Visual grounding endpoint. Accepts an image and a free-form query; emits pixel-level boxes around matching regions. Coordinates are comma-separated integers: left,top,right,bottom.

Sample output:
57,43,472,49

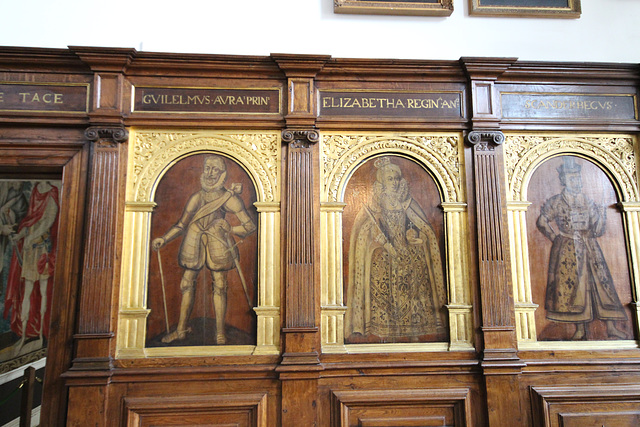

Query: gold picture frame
504,133,640,351
117,129,282,359
469,0,581,18
334,0,453,17
320,132,474,354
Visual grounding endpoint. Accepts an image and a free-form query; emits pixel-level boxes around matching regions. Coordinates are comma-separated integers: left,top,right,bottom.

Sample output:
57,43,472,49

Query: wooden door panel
531,385,640,427
331,388,471,427
124,393,268,427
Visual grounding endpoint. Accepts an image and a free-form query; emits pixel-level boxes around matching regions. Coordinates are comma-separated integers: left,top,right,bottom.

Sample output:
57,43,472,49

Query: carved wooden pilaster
467,131,519,357
273,55,328,363
281,129,321,355
69,47,133,373
279,129,322,427
273,55,328,427
72,125,128,372
468,130,523,427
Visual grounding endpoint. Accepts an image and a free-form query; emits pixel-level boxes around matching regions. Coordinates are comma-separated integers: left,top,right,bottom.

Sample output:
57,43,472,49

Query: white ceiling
2,0,638,63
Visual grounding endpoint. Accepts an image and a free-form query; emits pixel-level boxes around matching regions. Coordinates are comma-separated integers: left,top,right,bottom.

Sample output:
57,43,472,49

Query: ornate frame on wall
469,0,581,18
504,133,640,350
334,0,453,17
320,132,473,353
117,130,281,358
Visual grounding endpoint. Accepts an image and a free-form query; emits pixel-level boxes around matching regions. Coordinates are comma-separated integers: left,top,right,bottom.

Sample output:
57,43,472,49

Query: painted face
203,157,225,185
381,169,401,193
563,172,582,194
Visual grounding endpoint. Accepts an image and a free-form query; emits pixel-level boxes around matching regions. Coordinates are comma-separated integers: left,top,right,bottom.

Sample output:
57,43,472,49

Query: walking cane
157,249,170,334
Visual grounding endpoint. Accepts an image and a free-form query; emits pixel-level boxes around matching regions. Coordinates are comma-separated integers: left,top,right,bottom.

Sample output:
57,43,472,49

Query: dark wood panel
0,47,639,427
124,393,268,427
531,385,640,427
331,388,471,427
0,132,89,427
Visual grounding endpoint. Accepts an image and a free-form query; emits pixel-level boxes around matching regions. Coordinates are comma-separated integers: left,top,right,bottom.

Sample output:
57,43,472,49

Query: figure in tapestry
536,156,627,340
345,156,447,342
2,181,60,360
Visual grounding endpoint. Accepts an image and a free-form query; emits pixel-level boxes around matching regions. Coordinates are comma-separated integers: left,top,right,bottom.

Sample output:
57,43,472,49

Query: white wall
2,0,639,63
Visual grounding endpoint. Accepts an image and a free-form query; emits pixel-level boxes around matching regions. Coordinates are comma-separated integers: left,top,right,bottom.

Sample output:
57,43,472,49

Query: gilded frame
320,132,473,354
504,133,640,350
334,0,453,17
469,0,581,18
116,129,281,358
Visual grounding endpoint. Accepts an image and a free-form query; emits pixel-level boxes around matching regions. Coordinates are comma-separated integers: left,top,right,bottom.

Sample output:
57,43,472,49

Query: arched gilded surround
117,130,281,358
320,133,472,353
504,133,640,349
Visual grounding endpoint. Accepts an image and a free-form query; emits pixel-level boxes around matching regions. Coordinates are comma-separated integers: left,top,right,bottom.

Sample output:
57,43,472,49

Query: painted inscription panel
147,154,258,347
501,93,637,121
0,83,89,113
319,90,463,119
133,87,281,114
527,156,633,341
343,155,448,344
1,180,61,372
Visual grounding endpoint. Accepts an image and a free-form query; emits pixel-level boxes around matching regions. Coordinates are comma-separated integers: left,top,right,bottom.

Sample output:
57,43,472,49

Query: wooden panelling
0,47,639,427
0,127,89,427
331,388,472,427
531,385,640,427
123,393,268,427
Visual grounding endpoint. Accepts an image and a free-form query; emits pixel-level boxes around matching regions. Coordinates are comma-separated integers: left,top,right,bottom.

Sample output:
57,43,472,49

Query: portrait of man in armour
148,154,258,347
533,156,630,341
344,156,447,344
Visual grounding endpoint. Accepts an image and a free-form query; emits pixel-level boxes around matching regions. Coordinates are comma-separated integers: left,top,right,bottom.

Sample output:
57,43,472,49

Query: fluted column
620,202,640,332
117,201,154,358
253,201,282,355
69,49,135,367
468,130,519,358
467,130,524,427
441,202,474,350
72,126,128,370
64,47,134,427
277,129,321,427
281,129,320,358
273,54,329,427
321,202,348,351
507,201,538,342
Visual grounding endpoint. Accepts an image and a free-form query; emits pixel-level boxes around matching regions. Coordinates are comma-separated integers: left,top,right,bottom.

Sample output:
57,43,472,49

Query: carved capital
282,129,320,148
85,126,128,144
467,130,504,149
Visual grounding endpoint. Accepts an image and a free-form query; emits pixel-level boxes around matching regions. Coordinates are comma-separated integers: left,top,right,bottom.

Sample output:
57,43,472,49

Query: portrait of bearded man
536,156,628,340
345,156,447,343
151,154,256,346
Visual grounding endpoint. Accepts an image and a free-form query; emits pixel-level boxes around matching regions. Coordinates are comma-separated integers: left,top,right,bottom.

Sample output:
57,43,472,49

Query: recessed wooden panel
0,82,89,113
531,385,640,427
331,388,471,427
124,393,267,427
318,90,463,119
501,93,637,121
560,412,640,427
